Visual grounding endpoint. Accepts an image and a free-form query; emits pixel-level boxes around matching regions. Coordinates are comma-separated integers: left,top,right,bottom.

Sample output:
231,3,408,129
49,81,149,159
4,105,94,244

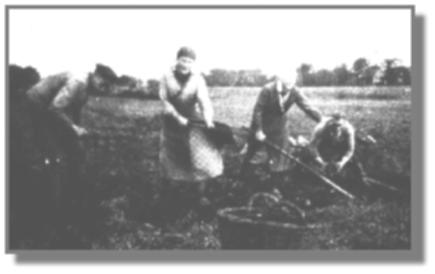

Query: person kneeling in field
311,114,370,193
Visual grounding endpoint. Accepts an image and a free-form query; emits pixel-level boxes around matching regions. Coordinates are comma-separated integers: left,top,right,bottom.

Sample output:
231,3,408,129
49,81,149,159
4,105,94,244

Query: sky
9,8,411,80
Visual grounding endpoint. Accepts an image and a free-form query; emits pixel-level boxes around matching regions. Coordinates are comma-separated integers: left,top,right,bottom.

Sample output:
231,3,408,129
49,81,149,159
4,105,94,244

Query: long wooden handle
264,140,355,200
365,177,400,192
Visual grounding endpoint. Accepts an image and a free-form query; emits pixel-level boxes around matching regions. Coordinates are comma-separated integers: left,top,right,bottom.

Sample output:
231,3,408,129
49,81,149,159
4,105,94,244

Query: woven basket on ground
217,206,309,249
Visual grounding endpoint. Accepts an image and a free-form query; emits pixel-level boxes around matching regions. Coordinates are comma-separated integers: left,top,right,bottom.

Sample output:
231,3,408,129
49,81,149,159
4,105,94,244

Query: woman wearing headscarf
159,47,223,207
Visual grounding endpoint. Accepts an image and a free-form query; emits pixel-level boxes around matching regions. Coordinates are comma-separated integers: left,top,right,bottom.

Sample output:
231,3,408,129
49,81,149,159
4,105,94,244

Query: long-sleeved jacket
247,80,322,172
250,81,321,134
26,72,88,127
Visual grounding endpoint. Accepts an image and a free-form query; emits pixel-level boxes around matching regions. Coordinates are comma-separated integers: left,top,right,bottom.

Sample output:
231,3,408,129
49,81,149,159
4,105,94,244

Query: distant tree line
297,58,411,87
9,57,410,101
204,58,410,87
204,69,269,87
90,64,155,99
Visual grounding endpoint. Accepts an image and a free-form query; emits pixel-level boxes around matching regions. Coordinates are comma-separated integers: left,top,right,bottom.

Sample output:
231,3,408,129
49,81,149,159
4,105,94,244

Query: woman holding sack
158,47,224,210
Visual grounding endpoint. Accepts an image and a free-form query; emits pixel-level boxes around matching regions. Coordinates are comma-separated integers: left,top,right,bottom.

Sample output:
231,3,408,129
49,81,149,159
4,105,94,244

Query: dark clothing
250,82,321,134
242,81,321,173
26,72,88,129
329,157,370,196
317,130,352,163
24,73,89,209
21,99,85,216
28,101,84,163
173,70,192,85
25,72,88,146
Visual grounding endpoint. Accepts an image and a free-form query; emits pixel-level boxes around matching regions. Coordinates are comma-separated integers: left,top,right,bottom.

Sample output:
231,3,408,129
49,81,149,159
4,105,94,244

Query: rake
189,119,356,200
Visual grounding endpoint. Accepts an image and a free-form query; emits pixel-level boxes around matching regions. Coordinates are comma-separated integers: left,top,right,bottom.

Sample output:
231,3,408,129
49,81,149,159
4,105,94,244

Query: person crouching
311,114,369,194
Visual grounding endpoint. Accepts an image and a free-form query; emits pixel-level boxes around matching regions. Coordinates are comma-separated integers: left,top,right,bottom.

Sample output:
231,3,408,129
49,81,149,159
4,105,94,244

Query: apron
159,70,223,181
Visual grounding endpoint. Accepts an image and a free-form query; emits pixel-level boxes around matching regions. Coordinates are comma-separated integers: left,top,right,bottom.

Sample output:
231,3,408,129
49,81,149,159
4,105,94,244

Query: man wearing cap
25,71,98,211
240,71,323,190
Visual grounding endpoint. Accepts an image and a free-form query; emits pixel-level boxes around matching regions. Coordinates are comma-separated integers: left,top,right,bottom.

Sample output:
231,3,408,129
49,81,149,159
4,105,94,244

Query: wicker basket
217,206,308,249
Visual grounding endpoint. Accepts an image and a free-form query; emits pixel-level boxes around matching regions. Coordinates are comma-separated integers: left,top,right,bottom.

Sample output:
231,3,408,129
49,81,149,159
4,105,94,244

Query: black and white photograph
6,6,413,252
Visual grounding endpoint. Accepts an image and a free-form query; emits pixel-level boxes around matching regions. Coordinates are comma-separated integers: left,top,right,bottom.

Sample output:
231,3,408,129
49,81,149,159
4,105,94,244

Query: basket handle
279,200,307,220
248,192,281,208
248,193,307,220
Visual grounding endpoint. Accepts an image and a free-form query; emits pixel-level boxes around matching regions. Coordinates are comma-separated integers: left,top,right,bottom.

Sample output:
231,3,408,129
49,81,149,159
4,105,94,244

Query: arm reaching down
159,76,188,126
293,88,322,123
337,120,355,170
252,88,269,140
49,79,87,136
311,118,328,167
